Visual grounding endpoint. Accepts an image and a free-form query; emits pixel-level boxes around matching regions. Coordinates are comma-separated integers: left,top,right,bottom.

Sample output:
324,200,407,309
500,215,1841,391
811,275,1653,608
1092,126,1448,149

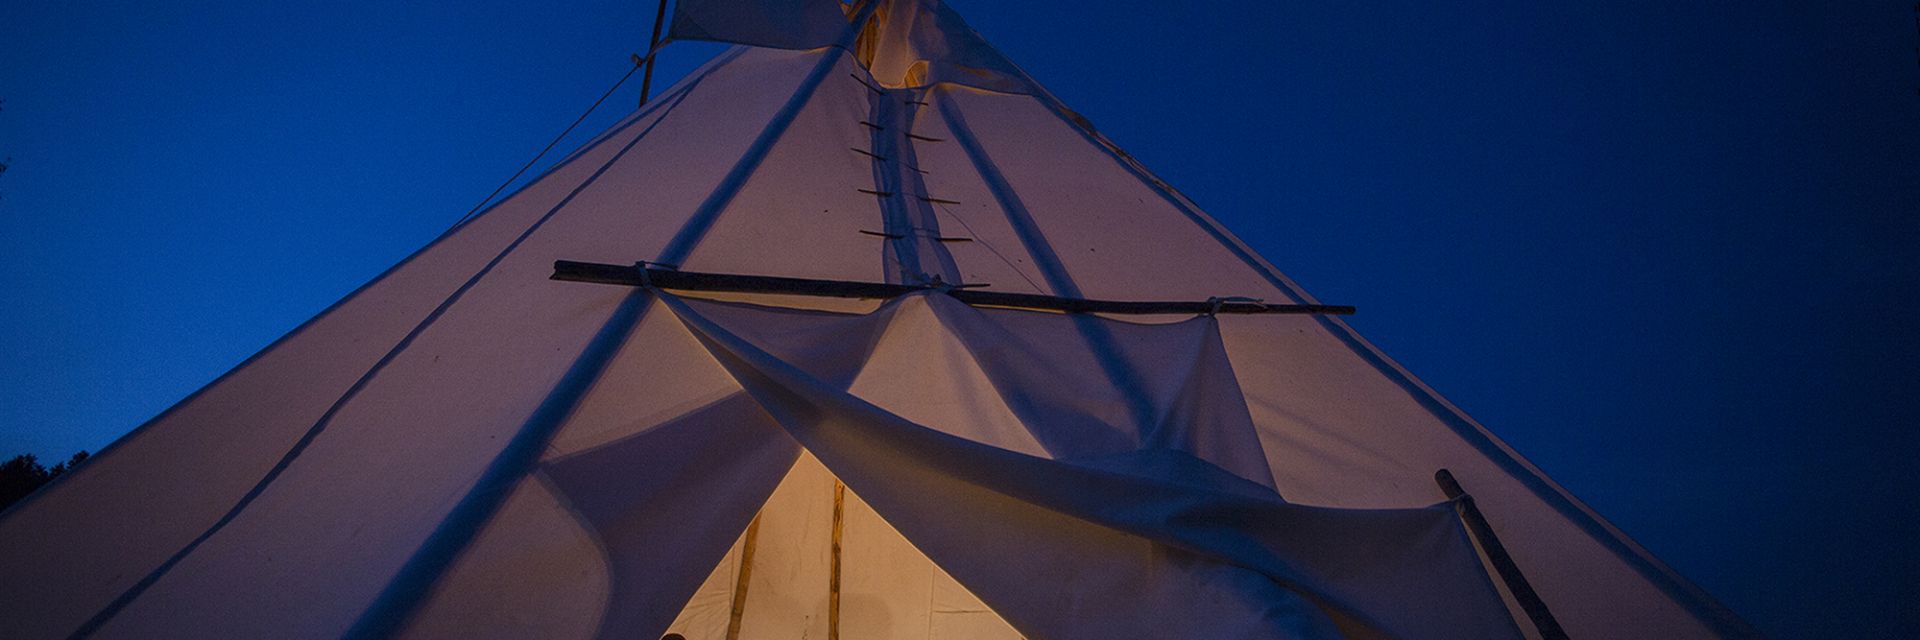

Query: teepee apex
671,0,1034,93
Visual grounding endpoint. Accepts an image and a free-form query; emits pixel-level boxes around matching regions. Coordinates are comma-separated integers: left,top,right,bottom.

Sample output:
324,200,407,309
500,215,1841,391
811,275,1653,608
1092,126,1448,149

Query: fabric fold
539,395,799,640
659,292,1521,640
922,293,1278,488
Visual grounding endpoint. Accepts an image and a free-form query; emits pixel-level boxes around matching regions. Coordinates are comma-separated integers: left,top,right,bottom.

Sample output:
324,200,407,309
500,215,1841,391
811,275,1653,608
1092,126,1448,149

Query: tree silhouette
0,451,89,512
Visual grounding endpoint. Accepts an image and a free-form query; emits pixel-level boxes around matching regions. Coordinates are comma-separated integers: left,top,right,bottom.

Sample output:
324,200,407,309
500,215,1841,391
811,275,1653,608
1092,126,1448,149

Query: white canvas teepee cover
0,1,1758,638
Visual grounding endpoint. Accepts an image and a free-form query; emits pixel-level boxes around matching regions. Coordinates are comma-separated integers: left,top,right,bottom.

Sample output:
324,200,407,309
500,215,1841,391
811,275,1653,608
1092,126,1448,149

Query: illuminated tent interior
0,1,1759,638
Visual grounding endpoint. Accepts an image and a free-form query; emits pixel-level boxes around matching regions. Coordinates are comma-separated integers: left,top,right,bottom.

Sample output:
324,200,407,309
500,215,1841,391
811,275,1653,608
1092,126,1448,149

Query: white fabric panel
675,54,894,283
927,295,1276,487
395,478,609,640
544,302,740,458
927,87,1287,304
667,295,898,385
839,488,937,639
928,573,1023,640
662,293,1521,639
737,453,836,640
88,270,630,639
501,47,842,273
841,489,1026,640
845,296,1047,457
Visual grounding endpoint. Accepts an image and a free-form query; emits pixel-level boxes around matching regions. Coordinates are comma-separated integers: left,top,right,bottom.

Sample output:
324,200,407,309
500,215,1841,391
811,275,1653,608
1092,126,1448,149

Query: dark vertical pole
829,480,846,640
725,514,762,640
1436,469,1570,640
639,0,670,107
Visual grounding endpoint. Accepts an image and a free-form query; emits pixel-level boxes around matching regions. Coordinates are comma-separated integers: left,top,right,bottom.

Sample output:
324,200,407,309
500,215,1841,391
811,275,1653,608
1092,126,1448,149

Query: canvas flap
656,291,1522,640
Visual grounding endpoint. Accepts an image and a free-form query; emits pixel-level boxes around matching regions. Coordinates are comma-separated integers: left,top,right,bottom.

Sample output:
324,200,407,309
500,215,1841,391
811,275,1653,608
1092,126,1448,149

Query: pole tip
1434,468,1466,499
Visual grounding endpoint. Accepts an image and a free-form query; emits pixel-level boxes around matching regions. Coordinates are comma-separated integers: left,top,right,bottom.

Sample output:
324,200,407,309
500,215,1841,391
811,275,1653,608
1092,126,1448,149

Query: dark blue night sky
2,1,1914,637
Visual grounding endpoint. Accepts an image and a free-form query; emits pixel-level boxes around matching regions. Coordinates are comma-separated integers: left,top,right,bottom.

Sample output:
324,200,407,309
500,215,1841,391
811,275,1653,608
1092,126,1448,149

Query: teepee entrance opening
664,453,1024,640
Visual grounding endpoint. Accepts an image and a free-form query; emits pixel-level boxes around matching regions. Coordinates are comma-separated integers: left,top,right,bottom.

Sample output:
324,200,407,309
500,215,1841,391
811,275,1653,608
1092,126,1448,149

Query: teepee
0,1,1757,638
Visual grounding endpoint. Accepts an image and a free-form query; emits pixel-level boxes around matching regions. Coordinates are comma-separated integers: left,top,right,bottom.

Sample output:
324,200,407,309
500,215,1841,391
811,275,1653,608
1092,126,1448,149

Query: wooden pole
723,514,763,640
639,0,670,107
1435,469,1569,640
551,260,1357,316
828,481,846,640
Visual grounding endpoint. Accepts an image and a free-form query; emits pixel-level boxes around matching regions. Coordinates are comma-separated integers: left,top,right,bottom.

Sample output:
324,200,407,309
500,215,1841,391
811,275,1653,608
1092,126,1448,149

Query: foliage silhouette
0,451,90,512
